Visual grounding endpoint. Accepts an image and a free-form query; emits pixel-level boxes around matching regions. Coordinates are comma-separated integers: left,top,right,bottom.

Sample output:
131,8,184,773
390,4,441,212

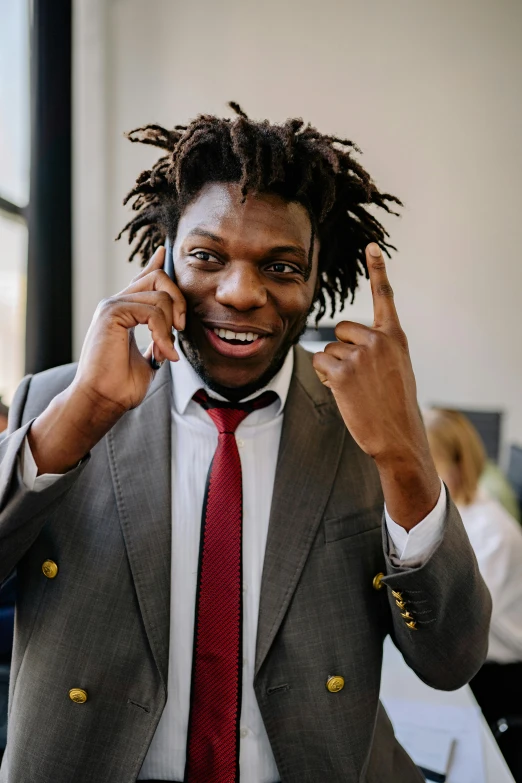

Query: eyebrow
266,245,308,262
186,230,307,261
185,228,225,244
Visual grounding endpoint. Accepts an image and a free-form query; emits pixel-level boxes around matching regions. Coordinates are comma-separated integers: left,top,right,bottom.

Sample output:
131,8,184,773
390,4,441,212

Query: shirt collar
170,340,294,417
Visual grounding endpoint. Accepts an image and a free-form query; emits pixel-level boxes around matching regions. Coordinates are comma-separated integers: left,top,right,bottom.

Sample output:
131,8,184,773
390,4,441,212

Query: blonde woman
424,408,522,765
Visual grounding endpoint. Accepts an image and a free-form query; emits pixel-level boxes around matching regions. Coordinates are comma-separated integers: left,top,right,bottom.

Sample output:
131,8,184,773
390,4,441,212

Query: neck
204,375,279,403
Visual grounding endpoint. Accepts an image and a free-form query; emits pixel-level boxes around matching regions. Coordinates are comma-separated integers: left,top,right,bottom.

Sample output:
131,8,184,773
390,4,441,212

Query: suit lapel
106,362,172,688
255,346,346,675
104,350,346,683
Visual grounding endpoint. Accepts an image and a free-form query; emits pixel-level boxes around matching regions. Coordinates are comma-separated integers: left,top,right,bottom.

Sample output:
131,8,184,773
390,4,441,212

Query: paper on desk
382,699,485,783
392,722,455,780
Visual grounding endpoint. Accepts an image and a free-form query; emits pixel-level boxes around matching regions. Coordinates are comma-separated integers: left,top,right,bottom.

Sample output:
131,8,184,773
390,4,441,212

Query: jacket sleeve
0,373,89,584
381,490,492,690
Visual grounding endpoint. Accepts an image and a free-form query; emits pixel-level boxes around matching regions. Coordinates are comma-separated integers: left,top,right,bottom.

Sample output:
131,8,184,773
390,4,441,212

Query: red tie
185,389,278,783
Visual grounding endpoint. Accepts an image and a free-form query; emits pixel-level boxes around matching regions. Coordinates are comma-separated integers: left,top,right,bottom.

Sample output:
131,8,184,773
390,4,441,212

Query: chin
203,359,272,390
181,334,288,400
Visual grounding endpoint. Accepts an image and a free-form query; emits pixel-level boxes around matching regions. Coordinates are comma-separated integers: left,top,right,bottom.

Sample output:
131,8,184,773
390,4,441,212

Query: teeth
213,328,261,343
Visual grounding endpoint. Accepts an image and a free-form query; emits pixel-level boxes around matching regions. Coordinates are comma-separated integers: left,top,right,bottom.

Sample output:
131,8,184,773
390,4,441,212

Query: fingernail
368,243,381,257
148,246,162,263
179,312,186,331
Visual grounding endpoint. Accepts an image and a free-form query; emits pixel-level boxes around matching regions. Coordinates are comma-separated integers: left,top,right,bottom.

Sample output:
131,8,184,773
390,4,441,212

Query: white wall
74,0,522,452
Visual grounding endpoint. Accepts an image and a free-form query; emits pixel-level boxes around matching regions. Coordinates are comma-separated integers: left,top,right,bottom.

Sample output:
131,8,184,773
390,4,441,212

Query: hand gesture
313,243,440,527
29,247,186,475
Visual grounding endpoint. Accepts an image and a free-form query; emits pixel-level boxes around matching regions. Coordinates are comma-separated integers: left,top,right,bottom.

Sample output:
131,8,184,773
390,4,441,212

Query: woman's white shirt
458,491,522,663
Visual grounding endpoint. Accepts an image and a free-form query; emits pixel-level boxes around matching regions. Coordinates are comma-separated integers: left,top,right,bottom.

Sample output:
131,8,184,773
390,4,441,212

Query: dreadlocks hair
117,102,402,322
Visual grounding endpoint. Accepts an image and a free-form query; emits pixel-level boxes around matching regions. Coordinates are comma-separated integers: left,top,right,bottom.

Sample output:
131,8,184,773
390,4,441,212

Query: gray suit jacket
0,346,491,783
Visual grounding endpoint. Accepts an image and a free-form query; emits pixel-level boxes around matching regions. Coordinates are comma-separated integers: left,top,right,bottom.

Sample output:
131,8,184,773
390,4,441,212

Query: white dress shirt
458,490,522,664
21,346,446,782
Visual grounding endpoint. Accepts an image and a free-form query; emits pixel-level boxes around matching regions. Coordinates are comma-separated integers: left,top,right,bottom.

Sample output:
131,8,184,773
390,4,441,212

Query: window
0,0,30,406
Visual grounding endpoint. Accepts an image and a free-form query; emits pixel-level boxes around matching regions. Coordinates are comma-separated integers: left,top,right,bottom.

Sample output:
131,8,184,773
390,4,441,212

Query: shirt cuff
385,479,446,565
20,436,65,492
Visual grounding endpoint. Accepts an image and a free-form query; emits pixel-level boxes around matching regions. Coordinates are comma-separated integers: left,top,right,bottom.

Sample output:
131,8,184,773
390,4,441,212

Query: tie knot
193,389,278,435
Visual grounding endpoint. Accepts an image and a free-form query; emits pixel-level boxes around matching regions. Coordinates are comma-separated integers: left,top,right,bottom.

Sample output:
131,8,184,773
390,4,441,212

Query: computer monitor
429,407,502,464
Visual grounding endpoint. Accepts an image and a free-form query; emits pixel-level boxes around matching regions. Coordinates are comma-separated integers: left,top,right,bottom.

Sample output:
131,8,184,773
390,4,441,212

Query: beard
178,309,311,401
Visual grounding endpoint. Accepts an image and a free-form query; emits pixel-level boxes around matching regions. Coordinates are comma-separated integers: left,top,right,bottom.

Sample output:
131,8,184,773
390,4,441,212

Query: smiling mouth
203,326,268,358
212,327,260,345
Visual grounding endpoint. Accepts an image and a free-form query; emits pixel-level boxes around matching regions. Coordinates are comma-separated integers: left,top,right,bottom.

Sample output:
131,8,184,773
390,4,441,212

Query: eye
191,250,217,262
267,262,300,275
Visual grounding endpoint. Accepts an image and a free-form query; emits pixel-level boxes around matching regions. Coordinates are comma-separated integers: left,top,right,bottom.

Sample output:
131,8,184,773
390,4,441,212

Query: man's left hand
312,242,440,530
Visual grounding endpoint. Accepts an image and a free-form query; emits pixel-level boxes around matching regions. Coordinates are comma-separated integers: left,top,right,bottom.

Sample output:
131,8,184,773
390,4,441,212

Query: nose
215,264,267,311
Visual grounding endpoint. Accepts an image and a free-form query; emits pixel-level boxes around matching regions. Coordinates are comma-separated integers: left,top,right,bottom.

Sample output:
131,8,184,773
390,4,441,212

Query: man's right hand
28,247,186,476
75,246,184,411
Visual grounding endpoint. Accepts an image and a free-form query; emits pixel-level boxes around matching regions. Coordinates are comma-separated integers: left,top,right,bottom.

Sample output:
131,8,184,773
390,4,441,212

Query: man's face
173,182,319,396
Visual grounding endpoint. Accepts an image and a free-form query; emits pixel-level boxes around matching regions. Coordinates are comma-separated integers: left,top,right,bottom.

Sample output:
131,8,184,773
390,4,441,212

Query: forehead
176,182,313,251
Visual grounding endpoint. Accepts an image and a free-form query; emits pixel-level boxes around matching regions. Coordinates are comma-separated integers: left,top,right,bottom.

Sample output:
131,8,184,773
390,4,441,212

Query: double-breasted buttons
326,676,345,693
395,594,418,629
376,582,420,630
42,560,58,579
372,572,384,591
69,688,88,704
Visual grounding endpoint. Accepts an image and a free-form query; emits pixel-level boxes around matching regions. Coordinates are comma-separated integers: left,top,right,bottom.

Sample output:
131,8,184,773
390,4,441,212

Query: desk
380,638,514,783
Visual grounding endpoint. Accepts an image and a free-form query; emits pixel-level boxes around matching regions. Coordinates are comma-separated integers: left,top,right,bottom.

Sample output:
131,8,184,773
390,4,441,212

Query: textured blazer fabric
0,347,492,783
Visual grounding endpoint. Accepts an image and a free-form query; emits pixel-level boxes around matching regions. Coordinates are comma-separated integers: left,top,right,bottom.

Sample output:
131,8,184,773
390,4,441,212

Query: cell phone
164,237,175,282
163,237,182,342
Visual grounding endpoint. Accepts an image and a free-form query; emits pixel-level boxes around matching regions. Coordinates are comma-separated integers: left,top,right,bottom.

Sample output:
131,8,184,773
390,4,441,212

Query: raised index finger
366,243,400,329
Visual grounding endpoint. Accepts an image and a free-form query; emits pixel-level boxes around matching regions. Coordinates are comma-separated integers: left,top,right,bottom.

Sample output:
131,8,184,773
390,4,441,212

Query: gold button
391,590,403,600
42,560,58,579
69,688,88,704
401,611,414,620
406,620,418,630
326,676,345,693
395,600,406,610
372,572,384,591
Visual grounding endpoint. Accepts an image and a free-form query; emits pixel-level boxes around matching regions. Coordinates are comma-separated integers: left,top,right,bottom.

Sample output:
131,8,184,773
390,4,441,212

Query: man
0,104,490,783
